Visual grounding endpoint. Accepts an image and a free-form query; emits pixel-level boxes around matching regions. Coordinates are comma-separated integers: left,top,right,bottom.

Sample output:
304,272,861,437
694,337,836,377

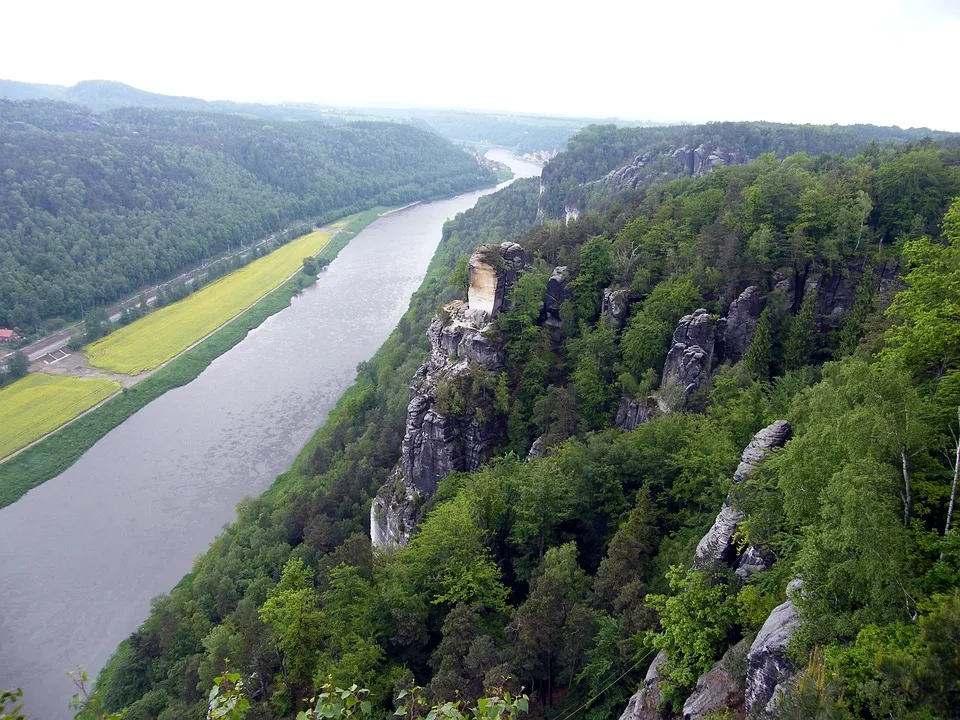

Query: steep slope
90,130,960,720
0,100,495,328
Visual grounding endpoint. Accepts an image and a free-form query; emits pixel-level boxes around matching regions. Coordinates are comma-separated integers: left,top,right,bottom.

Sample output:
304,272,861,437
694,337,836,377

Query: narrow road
3,227,304,364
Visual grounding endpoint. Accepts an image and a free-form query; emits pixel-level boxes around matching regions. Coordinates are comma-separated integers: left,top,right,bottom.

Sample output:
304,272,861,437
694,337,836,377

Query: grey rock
602,286,631,329
527,435,548,459
722,287,765,364
615,395,658,431
745,581,803,716
692,501,745,571
370,469,419,548
373,245,522,547
735,546,776,580
662,309,715,397
693,421,791,571
545,266,571,315
620,649,668,720
682,639,748,719
733,420,792,484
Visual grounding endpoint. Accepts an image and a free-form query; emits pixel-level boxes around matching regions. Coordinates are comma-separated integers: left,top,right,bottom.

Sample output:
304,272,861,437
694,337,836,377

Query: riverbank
0,206,396,507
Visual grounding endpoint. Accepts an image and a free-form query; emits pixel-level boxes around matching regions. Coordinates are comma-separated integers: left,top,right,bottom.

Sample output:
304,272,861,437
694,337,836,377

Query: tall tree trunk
945,408,960,535
901,450,912,526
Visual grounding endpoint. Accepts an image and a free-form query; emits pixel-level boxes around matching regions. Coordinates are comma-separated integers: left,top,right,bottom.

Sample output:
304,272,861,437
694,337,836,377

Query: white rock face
468,258,500,315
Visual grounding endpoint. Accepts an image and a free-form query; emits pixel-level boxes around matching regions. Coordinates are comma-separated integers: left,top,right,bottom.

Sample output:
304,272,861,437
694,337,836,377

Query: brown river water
0,150,541,719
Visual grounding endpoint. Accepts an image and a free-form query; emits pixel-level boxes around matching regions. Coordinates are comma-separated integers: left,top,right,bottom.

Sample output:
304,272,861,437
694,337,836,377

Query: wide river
0,150,541,719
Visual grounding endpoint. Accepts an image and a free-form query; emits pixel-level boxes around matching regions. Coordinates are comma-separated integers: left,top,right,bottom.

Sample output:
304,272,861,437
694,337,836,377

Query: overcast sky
2,0,958,130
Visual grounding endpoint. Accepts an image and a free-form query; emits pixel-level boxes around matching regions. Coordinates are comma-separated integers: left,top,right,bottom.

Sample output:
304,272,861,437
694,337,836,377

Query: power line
552,648,656,720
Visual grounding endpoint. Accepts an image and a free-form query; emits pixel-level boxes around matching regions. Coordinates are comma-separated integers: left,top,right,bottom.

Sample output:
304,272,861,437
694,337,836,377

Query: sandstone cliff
371,243,524,548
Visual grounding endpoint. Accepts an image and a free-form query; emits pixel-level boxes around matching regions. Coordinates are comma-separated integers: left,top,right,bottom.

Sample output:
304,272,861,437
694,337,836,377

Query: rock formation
619,649,668,720
745,579,803,716
735,545,776,580
662,309,716,397
719,286,765,364
733,420,792,484
693,420,792,571
602,286,631,330
692,502,745,572
682,639,749,720
371,243,524,548
543,265,571,334
615,396,660,432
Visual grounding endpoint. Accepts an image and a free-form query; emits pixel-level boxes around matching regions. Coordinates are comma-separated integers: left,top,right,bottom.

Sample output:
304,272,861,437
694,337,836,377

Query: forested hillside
0,100,496,330
538,121,959,220
88,132,960,720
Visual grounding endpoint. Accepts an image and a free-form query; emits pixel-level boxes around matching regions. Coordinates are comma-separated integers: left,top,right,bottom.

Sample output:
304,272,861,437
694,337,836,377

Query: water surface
0,150,541,719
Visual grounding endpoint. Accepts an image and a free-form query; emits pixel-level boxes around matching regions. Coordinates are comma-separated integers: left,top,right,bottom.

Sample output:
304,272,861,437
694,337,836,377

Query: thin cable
551,648,656,720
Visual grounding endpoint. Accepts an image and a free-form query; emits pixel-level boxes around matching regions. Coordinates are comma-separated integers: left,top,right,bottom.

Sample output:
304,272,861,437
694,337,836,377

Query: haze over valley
1,3,959,720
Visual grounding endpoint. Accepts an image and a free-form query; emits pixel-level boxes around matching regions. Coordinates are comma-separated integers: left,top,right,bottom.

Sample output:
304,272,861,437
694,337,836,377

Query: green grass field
0,373,121,459
86,228,336,375
0,205,394,508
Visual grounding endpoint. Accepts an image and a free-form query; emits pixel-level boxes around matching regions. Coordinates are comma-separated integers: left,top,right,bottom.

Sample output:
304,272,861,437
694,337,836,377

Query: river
0,149,541,719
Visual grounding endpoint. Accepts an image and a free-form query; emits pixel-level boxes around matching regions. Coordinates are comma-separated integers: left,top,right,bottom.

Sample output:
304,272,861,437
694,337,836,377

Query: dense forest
538,121,960,220
0,100,496,330
81,123,960,720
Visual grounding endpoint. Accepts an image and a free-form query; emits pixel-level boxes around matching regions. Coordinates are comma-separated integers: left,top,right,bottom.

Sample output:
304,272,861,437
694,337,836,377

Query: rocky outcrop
602,286,631,329
526,435,548,460
619,649,668,720
615,396,660,431
606,145,750,194
692,421,792,570
371,244,523,548
468,242,525,315
662,309,716,397
692,502,745,572
719,286,764,364
544,265,571,332
733,420,792,484
735,545,776,580
682,640,749,720
746,580,803,716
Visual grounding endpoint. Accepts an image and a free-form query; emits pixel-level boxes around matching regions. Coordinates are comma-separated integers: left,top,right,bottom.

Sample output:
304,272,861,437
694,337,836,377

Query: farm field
87,228,335,375
0,373,121,459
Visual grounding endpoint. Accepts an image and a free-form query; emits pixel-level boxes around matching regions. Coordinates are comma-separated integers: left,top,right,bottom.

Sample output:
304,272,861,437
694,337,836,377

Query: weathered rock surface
682,639,748,720
735,546,776,580
746,580,803,716
615,396,658,432
620,649,668,720
693,421,792,570
467,242,526,315
370,469,419,548
692,502,745,571
606,145,749,194
544,265,571,334
372,244,522,548
602,286,631,329
721,286,765,364
662,309,715,397
526,435,548,459
733,420,792,484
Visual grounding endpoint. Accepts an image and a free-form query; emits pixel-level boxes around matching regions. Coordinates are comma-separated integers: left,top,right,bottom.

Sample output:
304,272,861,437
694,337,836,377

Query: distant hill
0,78,641,151
0,99,496,329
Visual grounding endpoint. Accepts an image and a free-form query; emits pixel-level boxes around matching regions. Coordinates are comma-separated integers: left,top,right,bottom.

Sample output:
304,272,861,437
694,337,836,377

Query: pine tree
742,308,773,380
784,292,818,370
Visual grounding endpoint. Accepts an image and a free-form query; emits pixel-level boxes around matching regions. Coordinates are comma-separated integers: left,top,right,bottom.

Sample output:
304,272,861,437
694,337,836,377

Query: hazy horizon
2,0,959,131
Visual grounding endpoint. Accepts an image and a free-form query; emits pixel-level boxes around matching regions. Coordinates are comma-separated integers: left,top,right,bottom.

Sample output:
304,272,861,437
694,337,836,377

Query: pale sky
2,0,958,130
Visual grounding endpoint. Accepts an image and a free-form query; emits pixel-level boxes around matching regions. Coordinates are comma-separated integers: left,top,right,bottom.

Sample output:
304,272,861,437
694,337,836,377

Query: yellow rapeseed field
87,228,334,375
0,373,121,459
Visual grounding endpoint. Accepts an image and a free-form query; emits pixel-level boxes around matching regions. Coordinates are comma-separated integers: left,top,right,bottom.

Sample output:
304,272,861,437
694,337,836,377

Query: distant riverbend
0,150,541,720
